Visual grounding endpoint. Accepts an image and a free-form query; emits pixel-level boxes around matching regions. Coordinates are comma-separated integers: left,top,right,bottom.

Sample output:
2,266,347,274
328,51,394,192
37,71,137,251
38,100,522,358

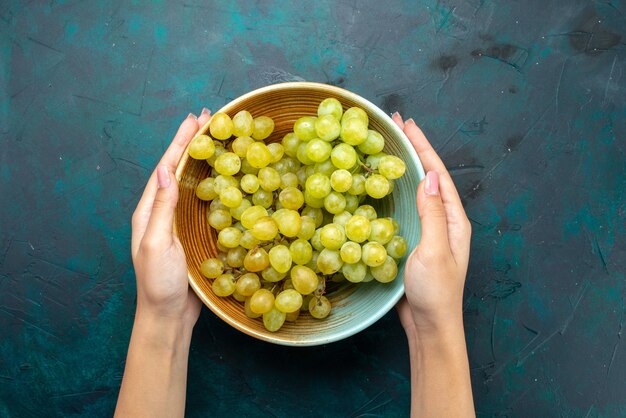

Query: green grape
342,261,367,283
354,204,377,220
365,152,386,170
271,159,289,174
280,172,299,189
212,274,235,297
306,251,321,273
317,248,344,274
315,114,341,141
371,256,398,283
219,186,242,208
285,310,300,322
243,247,270,272
357,130,385,154
305,138,332,162
344,194,359,214
261,266,287,282
301,206,323,227
263,307,286,332
290,238,313,265
320,224,346,250
345,215,371,243
290,265,319,295
200,258,224,279
232,110,254,137
226,246,247,268
240,158,259,175
216,241,230,253
294,116,317,141
330,169,353,192
296,141,315,165
208,209,232,230
209,113,234,140
361,242,387,267
233,290,247,303
340,241,362,264
310,228,323,251
252,188,274,208
295,216,315,240
244,297,262,318
283,156,300,172
213,175,238,195
267,143,284,163
233,221,245,232
390,218,400,234
217,227,242,248
247,142,272,168
378,155,406,179
323,192,347,214
258,167,281,192
251,216,278,241
317,97,343,120
240,205,268,229
305,173,331,199
274,208,301,237
347,174,366,195
387,179,394,195
236,272,261,296
303,190,325,209
206,143,225,167
189,134,216,160
333,211,352,227
275,289,303,313
196,177,218,201
365,174,390,199
386,235,408,259
314,159,336,177
282,132,300,157
368,218,394,244
239,230,260,250
331,143,357,169
309,296,331,319
301,294,313,312
250,289,275,314
278,187,304,210
229,199,252,220
268,244,292,273
252,116,275,140
231,135,254,157
296,167,308,188
240,174,260,194
340,117,368,146
342,107,368,124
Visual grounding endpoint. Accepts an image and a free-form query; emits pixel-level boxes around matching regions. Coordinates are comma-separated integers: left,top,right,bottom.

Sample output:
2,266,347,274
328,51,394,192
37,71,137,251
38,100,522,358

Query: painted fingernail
187,112,197,120
157,166,171,188
201,107,210,116
425,171,439,196
392,111,401,119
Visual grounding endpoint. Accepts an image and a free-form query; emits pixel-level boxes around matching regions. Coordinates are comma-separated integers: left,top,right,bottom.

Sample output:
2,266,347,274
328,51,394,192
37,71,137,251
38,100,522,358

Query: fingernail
392,111,401,119
406,118,416,126
425,171,439,196
157,166,171,188
187,112,197,120
201,107,210,116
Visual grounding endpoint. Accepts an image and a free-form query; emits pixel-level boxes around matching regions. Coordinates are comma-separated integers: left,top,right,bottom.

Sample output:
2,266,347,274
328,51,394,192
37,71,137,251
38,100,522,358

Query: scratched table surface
1,0,625,417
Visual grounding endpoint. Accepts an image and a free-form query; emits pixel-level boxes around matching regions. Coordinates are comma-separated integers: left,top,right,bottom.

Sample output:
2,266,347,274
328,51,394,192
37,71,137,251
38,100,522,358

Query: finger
197,107,211,127
132,113,199,255
391,111,405,130
416,171,451,259
142,166,179,249
404,119,470,260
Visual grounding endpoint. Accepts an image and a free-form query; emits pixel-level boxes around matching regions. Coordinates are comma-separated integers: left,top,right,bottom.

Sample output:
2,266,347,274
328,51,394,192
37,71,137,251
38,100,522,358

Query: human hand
392,113,472,339
130,108,212,329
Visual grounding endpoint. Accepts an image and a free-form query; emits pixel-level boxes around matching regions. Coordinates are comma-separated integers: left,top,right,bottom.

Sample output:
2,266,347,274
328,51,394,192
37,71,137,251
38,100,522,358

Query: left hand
130,108,211,328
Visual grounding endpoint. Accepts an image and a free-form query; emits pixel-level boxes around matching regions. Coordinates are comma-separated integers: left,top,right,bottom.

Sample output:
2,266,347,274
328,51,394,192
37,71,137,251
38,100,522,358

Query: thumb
143,165,179,247
416,171,451,257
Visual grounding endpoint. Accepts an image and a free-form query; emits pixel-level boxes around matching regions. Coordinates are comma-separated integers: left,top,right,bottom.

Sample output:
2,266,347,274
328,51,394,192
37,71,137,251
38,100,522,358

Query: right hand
392,113,472,338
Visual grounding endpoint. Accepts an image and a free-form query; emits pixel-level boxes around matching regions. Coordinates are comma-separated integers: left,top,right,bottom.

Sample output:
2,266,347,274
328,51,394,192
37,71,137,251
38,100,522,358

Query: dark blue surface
1,1,625,416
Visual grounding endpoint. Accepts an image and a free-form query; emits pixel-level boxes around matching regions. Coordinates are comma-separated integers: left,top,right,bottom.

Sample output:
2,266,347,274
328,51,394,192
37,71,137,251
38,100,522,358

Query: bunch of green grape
188,98,408,332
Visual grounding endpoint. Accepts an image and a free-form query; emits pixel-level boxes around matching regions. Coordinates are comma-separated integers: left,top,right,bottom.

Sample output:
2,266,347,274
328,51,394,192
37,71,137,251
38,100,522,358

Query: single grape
240,205,268,229
345,215,371,243
331,143,357,170
189,134,216,160
342,261,367,283
240,174,260,194
361,242,387,267
317,97,343,120
244,297,262,318
294,116,317,141
344,194,359,213
305,173,331,199
216,241,230,253
247,142,272,168
296,166,308,188
301,206,323,227
269,244,292,273
333,211,352,227
340,241,362,264
233,290,247,303
296,141,315,165
249,289,275,314
340,117,368,146
252,116,274,140
314,159,336,177
200,258,223,279
278,187,304,210
217,226,242,248
251,216,278,241
209,207,233,231
275,289,303,313
243,247,270,272
297,216,316,240
231,135,254,157
386,235,408,259
368,218,394,244
226,246,247,268
263,307,286,332
196,177,218,201
252,188,274,208
309,296,331,319
303,190,325,209
290,238,314,265
285,310,300,322
365,152,386,170
330,169,353,193
233,221,246,232
212,274,236,297
267,143,284,163
378,155,406,179
342,107,368,124
390,218,400,234
290,265,319,295
234,273,260,297
219,186,243,208
280,172,299,189
240,158,259,175
354,204,377,220
371,256,398,283
320,224,346,250
239,230,260,250
323,192,347,214
210,113,234,140
357,130,385,155
258,167,281,192
365,174,390,199
315,114,341,141
317,248,344,274
261,266,287,282
213,175,238,194
347,174,366,195
305,138,332,162
273,208,301,237
232,110,254,137
282,132,301,157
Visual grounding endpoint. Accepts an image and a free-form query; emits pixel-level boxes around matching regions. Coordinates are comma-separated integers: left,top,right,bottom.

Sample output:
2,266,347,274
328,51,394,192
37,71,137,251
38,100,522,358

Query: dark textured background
1,0,625,417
